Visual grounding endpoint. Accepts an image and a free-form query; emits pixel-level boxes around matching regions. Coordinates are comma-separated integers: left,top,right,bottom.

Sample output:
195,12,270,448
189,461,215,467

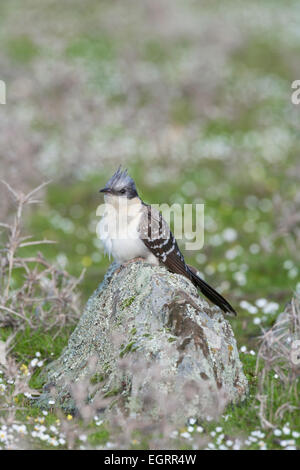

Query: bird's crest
104,166,137,192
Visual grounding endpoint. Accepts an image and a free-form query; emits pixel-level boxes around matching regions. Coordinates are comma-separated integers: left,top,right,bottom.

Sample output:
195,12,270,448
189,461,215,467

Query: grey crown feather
104,166,137,192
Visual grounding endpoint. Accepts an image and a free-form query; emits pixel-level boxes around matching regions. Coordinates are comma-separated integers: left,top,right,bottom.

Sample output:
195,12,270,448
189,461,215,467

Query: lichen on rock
37,261,248,422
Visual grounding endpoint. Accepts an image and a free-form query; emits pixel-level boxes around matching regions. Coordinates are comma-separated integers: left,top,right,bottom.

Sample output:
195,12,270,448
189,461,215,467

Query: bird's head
99,167,139,200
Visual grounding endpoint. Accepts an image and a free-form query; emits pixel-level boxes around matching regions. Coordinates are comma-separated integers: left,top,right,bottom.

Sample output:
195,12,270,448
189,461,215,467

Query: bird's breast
98,204,149,263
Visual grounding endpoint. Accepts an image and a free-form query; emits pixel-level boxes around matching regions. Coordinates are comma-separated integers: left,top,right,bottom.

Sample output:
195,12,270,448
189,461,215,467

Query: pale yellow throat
99,195,158,265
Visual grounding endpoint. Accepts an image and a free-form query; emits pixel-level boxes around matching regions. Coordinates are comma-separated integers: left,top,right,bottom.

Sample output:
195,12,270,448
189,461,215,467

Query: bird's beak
99,187,112,194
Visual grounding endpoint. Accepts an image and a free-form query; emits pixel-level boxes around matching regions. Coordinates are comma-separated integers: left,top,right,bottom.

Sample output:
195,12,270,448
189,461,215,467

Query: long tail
187,264,237,316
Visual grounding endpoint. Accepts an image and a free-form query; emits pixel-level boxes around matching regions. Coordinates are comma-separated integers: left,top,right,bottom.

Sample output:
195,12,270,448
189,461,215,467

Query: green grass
66,34,116,62
88,427,110,446
0,326,73,364
6,35,40,63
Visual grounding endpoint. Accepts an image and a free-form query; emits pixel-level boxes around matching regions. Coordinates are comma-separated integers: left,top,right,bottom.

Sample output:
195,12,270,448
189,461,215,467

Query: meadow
0,0,299,449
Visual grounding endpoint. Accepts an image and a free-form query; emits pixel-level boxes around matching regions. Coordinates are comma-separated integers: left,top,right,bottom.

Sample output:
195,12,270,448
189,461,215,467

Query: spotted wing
138,204,189,277
138,204,237,315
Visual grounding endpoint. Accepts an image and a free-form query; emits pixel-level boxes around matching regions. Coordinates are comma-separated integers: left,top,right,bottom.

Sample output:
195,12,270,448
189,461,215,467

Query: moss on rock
37,261,248,421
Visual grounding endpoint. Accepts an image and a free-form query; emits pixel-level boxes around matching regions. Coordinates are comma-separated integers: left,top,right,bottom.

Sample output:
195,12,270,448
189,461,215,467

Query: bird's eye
120,189,126,194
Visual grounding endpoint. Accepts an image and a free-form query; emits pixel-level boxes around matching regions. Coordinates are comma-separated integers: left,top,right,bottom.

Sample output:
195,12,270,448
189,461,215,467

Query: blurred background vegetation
1,0,300,338
0,0,300,449
1,0,300,344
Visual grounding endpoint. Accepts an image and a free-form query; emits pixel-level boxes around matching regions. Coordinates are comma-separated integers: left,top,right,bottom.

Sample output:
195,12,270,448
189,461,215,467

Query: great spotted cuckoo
99,167,236,315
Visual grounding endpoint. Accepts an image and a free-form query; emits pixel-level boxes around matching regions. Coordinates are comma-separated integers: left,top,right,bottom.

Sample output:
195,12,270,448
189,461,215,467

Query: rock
37,261,248,422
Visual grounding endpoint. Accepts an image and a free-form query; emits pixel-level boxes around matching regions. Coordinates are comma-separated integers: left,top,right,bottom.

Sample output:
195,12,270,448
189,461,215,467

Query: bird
98,167,236,316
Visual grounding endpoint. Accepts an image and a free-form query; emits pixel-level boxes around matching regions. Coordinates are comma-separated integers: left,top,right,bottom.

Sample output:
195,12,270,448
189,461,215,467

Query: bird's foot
123,257,145,267
114,257,145,275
